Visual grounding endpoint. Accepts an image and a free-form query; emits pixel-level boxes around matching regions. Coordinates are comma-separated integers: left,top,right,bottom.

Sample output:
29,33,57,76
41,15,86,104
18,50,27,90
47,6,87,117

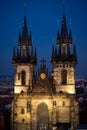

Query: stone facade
11,11,79,130
11,93,79,130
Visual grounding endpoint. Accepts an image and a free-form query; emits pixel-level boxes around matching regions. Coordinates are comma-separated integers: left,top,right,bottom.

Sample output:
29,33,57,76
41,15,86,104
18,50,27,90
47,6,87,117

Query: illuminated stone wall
11,61,79,130
53,64,75,94
14,65,33,93
11,93,79,130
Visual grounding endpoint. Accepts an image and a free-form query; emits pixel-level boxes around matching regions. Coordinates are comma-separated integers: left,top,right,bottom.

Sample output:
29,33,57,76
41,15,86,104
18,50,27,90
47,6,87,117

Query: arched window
61,70,67,84
21,70,26,85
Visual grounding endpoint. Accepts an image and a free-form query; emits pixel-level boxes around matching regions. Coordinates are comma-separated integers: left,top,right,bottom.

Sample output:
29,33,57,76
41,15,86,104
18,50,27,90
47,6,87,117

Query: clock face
40,73,46,79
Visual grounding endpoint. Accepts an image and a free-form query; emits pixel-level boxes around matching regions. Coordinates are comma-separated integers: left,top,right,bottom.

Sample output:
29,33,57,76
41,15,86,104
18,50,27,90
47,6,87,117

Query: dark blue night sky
0,0,87,79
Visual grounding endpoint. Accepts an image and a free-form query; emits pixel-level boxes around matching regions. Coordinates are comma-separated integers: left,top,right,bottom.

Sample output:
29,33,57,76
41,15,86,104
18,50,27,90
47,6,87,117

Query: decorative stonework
11,11,79,130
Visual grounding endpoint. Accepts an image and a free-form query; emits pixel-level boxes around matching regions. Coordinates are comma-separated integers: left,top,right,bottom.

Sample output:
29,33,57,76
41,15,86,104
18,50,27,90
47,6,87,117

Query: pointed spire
17,47,19,58
58,45,61,56
18,31,21,46
57,30,61,45
34,47,37,64
51,45,58,63
55,47,57,58
31,46,33,57
73,44,77,63
61,13,68,42
22,15,28,44
34,47,37,59
68,29,72,44
51,45,55,62
38,68,40,76
13,5,35,64
28,31,32,47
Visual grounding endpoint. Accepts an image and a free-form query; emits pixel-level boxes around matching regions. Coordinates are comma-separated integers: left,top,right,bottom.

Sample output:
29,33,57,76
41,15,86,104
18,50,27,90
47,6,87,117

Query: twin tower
11,9,79,130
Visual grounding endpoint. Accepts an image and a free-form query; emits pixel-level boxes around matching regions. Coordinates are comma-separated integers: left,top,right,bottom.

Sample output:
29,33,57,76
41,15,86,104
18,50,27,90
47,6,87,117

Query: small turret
31,47,37,65
51,12,78,65
73,44,77,64
21,15,28,44
55,47,57,58
51,45,55,62
28,31,32,47
57,30,61,45
18,31,22,46
31,46,34,57
34,47,37,64
61,13,68,43
12,46,16,61
68,29,72,45
12,15,37,66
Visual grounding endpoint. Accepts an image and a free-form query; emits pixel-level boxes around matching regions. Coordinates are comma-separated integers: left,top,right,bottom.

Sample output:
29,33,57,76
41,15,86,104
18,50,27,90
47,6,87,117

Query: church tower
51,13,77,94
51,13,79,130
12,15,37,94
11,15,37,130
11,7,79,130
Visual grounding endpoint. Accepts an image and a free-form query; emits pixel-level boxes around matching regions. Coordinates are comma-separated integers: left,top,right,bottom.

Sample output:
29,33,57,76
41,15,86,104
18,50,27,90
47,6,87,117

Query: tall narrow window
21,70,26,85
21,108,25,114
61,70,67,84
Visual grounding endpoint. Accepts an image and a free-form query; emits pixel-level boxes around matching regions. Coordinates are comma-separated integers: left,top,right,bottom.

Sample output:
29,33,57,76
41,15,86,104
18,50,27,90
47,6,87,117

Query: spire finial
62,0,65,12
24,0,27,16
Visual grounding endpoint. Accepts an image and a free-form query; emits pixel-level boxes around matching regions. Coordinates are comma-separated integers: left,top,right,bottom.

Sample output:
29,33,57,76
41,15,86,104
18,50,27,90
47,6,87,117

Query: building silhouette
11,9,79,130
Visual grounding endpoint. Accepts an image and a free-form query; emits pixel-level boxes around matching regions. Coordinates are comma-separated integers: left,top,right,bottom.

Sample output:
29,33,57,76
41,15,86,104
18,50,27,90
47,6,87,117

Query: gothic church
11,7,79,130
